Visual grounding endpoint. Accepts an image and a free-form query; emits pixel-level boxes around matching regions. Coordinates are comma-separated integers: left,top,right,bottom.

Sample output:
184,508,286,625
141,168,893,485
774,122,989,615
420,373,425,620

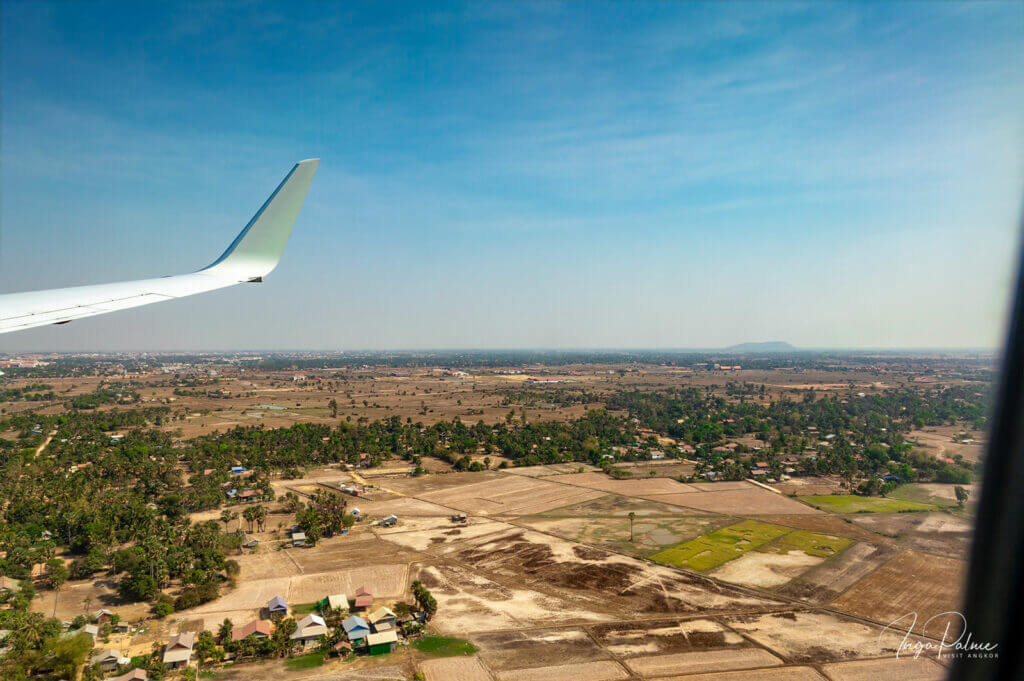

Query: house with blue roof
342,615,370,643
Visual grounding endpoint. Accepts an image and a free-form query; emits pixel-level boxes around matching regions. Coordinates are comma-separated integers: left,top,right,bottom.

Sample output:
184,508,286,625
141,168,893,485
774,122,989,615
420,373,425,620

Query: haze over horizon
1,1,1021,352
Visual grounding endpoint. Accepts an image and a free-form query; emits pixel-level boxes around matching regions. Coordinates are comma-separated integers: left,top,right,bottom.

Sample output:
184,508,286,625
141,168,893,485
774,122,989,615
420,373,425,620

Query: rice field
797,495,937,514
649,520,791,571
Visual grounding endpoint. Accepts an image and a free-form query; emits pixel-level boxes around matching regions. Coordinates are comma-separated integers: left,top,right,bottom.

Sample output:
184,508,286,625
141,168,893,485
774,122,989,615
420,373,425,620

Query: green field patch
759,530,852,558
649,519,791,571
412,635,478,658
290,601,320,615
798,495,937,514
888,484,962,508
285,652,325,670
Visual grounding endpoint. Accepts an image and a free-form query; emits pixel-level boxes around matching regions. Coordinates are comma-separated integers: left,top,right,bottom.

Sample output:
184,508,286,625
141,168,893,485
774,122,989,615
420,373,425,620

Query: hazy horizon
0,344,999,356
2,1,1022,352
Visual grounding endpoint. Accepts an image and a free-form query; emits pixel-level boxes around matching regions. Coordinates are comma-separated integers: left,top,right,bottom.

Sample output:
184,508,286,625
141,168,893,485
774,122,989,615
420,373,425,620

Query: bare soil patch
381,520,511,552
473,628,609,670
506,463,600,477
448,527,781,619
590,618,745,658
518,514,729,555
643,486,822,516
655,667,826,681
778,542,896,603
532,494,697,518
548,472,699,495
494,660,628,681
909,428,984,463
723,610,924,663
625,648,783,677
831,549,966,637
417,475,605,516
709,550,823,588
821,657,948,681
418,656,492,681
847,514,971,558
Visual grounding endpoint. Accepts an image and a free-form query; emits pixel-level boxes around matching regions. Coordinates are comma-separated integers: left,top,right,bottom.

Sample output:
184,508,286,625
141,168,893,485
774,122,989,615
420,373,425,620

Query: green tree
218,618,234,644
955,485,970,508
45,631,93,680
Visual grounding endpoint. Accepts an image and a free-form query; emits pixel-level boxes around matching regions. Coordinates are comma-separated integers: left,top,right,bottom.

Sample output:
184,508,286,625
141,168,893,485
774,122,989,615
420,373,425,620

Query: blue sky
1,1,1021,351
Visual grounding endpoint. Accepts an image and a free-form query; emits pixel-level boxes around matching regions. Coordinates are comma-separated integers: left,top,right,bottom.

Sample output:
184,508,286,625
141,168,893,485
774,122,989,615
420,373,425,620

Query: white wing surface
0,159,319,334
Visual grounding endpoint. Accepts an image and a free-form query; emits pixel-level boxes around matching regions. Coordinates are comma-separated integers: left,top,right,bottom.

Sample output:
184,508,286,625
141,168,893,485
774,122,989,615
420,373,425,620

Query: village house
163,632,195,669
267,595,288,616
321,593,349,612
353,586,373,610
290,614,329,650
232,620,273,642
366,630,398,655
367,606,397,632
109,670,148,681
91,649,130,672
94,609,114,624
291,531,308,547
342,615,370,644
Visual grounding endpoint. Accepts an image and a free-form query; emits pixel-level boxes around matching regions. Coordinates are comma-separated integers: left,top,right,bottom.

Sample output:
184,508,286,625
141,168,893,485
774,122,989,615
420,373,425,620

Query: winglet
203,159,320,281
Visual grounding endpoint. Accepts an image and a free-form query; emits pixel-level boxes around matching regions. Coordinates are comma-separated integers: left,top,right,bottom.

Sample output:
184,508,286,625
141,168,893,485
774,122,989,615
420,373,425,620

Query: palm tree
220,509,233,531
628,512,636,543
256,505,267,532
243,507,257,533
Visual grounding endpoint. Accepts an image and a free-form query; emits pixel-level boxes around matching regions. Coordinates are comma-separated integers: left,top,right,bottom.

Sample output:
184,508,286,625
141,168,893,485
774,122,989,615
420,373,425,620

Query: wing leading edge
0,159,319,335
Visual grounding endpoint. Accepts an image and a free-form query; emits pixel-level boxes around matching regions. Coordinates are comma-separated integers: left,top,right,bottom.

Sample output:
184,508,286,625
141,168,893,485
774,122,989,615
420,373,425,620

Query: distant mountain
724,341,796,353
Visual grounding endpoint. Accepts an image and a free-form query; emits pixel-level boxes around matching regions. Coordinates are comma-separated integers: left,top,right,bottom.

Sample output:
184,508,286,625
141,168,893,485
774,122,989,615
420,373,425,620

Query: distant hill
724,341,796,353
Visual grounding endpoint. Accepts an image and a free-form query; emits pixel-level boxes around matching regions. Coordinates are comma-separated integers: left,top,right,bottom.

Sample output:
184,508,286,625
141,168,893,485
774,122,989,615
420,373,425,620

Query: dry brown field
625,648,783,676
590,618,745,658
610,461,697,477
847,513,973,558
548,473,821,515
530,493,698,517
546,471,699,495
723,610,929,663
821,657,949,681
642,487,821,515
909,427,985,463
473,628,611,670
494,660,629,681
516,513,728,554
708,550,824,588
831,549,967,637
415,474,606,516
654,668,827,681
504,463,601,477
419,656,492,681
778,542,897,603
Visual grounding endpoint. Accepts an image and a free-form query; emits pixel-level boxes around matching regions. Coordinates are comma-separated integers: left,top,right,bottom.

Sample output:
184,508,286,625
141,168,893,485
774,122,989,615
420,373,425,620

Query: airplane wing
0,158,319,335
